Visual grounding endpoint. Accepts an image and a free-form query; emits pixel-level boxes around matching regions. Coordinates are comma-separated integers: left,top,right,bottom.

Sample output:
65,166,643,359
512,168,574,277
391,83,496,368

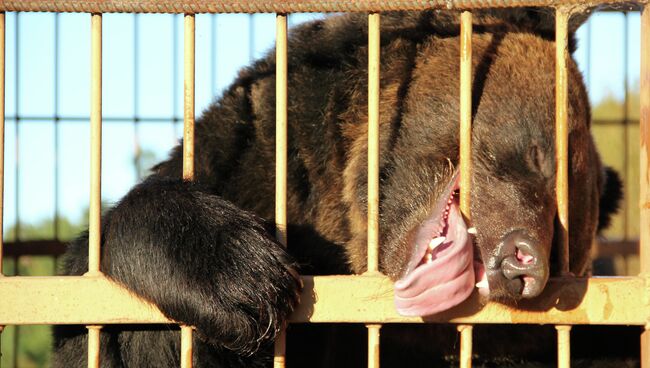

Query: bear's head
342,11,621,316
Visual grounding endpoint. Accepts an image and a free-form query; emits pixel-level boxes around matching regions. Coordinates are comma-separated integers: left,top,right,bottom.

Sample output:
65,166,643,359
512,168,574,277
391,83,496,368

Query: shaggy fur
53,9,625,367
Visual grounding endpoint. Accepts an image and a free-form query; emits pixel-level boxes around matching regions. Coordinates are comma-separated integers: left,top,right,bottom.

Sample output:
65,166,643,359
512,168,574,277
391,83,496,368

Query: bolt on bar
555,8,570,275
274,13,288,368
556,325,571,368
458,11,474,368
367,13,382,368
87,13,103,368
182,13,196,368
640,5,650,368
0,11,5,276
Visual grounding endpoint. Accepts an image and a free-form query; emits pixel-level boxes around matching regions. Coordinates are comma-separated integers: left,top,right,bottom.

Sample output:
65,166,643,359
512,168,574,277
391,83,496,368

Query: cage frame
0,1,648,367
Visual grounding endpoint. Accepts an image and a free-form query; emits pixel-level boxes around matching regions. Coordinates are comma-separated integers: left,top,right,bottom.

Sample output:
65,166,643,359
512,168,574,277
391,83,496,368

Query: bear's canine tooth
467,227,477,235
428,236,446,250
476,279,489,288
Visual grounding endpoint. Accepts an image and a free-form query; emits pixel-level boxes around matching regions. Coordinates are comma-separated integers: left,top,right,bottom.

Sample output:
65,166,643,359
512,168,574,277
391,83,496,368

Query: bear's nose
496,230,549,298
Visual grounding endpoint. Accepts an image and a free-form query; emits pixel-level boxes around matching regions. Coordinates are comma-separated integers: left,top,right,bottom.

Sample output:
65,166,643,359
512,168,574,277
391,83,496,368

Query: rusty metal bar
0,0,643,14
87,13,102,276
1,276,648,326
555,8,570,275
0,11,4,276
556,325,571,368
3,240,67,257
457,325,473,368
181,326,193,368
640,5,650,368
274,13,288,368
367,12,380,275
183,14,195,181
87,325,101,368
367,324,381,368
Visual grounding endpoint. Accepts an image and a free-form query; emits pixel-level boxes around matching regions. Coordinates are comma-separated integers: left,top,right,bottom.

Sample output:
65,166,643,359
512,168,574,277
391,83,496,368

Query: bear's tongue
394,184,478,316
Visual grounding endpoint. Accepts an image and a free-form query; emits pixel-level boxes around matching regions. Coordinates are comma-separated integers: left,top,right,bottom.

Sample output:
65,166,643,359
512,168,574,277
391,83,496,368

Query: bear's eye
526,144,551,178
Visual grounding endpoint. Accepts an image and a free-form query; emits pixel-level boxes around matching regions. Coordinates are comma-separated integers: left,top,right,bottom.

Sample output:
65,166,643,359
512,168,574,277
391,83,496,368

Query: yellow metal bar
458,325,473,368
87,325,101,368
275,13,288,251
183,14,195,181
458,14,474,368
274,13,288,368
181,13,196,366
367,324,381,368
0,275,648,325
640,6,650,368
274,329,287,368
366,12,380,274
459,11,472,218
87,13,102,276
0,12,4,275
181,326,193,368
555,9,570,275
556,325,571,368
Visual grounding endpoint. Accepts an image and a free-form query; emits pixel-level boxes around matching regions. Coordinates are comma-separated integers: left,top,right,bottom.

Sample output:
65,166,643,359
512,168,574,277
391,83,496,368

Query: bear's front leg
62,176,301,356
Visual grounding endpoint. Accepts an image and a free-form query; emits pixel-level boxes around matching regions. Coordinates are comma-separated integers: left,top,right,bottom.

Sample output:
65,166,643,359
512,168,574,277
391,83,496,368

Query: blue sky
1,11,641,239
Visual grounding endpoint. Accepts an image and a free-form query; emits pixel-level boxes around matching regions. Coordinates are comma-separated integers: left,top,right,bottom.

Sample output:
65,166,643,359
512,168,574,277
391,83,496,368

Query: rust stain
599,284,613,320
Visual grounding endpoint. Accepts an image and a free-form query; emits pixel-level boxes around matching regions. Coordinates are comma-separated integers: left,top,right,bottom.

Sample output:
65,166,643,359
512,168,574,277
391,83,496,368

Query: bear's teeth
425,253,433,263
467,227,477,235
428,236,446,251
476,278,489,288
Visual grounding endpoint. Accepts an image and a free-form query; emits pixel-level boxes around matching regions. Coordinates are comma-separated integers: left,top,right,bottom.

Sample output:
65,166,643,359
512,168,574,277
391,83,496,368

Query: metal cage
0,1,648,367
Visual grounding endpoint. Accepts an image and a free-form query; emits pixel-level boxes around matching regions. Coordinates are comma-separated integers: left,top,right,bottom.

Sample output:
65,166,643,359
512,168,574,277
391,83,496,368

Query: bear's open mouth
394,171,487,316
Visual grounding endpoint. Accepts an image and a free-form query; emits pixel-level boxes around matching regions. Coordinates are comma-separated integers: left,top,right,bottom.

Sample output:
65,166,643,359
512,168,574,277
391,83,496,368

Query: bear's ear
598,166,623,232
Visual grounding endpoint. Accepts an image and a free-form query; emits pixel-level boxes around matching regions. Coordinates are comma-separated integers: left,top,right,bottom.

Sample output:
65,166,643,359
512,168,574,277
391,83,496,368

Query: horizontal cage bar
0,275,647,325
0,0,645,14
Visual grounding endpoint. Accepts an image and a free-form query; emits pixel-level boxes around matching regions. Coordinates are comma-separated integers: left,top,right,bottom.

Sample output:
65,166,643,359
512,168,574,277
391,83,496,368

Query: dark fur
53,10,625,367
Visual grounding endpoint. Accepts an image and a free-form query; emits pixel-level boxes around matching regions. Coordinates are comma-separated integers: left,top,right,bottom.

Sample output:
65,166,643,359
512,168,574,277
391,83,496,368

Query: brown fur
54,9,628,367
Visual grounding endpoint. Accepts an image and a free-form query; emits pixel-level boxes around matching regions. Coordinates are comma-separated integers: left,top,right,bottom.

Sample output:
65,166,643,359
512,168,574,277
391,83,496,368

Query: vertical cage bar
87,326,101,368
457,325,473,368
367,12,380,274
556,325,571,368
181,13,196,367
183,14,195,181
555,9,570,275
0,12,5,275
273,13,288,368
459,11,472,217
367,13,382,368
181,326,193,368
275,13,288,247
88,13,102,275
640,6,650,368
54,13,60,240
367,324,381,368
458,13,474,368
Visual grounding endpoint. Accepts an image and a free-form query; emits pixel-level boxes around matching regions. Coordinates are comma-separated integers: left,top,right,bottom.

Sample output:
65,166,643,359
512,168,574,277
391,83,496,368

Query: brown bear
53,8,624,368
